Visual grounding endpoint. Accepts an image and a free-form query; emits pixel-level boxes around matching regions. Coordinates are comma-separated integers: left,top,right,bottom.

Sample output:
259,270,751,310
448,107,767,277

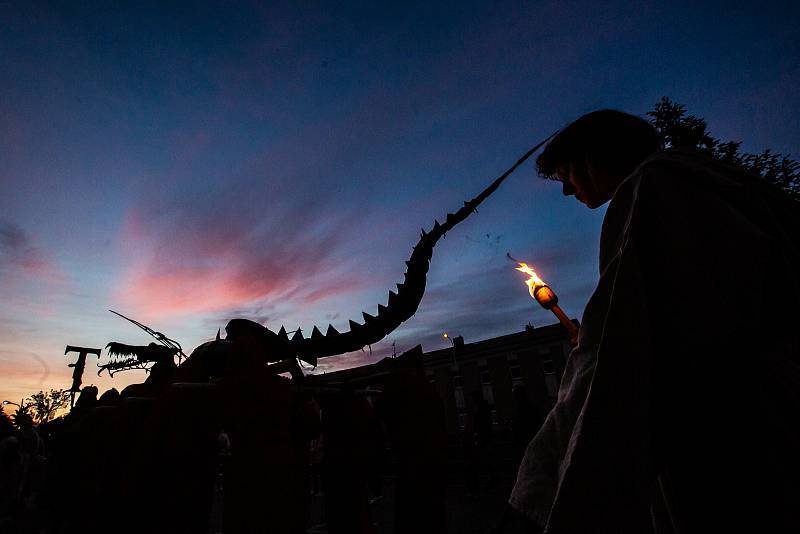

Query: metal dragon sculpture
98,133,555,376
58,135,555,534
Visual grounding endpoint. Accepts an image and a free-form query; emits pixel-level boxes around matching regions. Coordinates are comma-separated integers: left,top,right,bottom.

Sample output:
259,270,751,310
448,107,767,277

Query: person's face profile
556,162,597,208
555,161,614,209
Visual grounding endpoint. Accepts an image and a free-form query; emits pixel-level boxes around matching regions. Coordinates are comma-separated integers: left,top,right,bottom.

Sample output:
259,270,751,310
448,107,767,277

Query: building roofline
423,322,574,365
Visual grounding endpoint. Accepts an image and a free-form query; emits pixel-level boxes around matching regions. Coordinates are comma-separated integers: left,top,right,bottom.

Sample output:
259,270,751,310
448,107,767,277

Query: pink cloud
120,260,363,320
115,200,371,321
120,263,255,318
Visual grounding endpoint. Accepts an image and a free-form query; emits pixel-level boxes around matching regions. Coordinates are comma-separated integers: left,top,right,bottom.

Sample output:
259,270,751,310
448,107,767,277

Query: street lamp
2,400,20,408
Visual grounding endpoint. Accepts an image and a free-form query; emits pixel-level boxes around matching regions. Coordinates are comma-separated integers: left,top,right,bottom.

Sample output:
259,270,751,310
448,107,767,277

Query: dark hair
537,109,662,180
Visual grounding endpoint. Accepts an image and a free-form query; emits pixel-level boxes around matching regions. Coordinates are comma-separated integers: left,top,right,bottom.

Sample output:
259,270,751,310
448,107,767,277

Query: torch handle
551,305,579,346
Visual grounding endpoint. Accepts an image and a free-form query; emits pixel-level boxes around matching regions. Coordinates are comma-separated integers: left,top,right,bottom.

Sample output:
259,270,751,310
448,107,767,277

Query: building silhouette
423,323,572,436
309,321,574,439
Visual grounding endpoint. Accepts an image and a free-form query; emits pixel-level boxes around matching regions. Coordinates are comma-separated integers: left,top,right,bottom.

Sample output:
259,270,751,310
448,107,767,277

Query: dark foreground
307,442,517,534
3,439,518,534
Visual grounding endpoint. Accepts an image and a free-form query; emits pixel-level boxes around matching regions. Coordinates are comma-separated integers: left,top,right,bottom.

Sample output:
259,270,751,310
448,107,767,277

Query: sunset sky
2,1,798,404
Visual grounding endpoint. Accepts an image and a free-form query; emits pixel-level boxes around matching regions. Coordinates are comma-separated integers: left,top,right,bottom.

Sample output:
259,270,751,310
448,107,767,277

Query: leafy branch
647,97,799,201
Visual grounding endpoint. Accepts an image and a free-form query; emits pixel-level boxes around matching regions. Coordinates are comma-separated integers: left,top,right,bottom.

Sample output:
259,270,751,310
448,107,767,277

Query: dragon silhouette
98,134,554,377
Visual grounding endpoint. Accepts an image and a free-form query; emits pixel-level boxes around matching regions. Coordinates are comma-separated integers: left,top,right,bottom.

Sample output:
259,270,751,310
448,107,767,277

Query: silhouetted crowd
0,368,538,534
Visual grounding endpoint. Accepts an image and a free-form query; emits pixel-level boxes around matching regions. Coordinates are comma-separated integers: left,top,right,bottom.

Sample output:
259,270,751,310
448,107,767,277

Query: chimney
452,335,464,347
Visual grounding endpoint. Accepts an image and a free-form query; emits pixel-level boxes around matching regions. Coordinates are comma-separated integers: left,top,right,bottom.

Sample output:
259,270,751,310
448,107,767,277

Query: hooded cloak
510,148,800,533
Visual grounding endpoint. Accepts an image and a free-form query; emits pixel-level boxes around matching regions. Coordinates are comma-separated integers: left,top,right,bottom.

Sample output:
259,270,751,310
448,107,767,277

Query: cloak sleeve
508,165,643,527
543,170,658,533
507,342,598,526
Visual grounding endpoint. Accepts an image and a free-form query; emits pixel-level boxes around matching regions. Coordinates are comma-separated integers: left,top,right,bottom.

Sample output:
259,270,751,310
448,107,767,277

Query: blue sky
1,0,798,401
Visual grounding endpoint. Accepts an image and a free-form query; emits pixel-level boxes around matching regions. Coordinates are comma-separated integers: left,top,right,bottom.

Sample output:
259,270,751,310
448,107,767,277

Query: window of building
482,384,495,405
453,368,465,413
509,354,525,387
541,358,556,375
455,388,466,413
479,364,491,385
478,364,495,404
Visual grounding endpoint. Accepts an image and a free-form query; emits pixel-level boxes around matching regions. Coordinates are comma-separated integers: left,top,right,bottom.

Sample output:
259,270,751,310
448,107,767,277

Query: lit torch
514,260,579,346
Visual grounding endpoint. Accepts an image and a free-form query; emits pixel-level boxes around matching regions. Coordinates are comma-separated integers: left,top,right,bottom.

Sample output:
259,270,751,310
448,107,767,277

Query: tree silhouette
9,403,34,429
29,389,71,424
647,97,799,201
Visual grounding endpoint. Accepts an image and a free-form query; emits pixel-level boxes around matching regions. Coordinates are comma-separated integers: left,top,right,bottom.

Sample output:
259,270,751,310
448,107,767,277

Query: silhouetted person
320,394,375,534
97,387,120,406
505,110,800,533
366,410,387,504
0,411,14,442
0,415,22,531
375,356,447,534
70,385,98,417
214,332,312,534
290,392,322,533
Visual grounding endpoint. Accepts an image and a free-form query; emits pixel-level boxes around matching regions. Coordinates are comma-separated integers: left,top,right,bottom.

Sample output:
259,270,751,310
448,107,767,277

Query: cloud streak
114,140,379,321
0,220,64,285
0,347,54,396
117,208,370,319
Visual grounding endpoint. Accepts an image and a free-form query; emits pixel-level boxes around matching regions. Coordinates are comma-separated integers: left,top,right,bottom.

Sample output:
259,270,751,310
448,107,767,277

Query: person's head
537,110,661,208
74,385,98,411
0,410,14,441
98,388,120,406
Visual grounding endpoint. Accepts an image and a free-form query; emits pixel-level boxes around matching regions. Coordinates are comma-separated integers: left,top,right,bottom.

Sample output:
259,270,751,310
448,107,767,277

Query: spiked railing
277,133,557,365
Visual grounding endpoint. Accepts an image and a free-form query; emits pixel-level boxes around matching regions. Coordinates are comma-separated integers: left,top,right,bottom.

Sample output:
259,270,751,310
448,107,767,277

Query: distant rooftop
424,321,575,365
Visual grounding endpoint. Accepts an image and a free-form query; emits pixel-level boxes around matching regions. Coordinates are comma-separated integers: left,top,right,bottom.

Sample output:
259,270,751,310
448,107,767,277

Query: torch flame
515,262,546,299
512,257,577,344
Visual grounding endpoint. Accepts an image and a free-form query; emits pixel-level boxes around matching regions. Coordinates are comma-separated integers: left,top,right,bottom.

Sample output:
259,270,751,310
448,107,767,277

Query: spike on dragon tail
285,132,558,364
